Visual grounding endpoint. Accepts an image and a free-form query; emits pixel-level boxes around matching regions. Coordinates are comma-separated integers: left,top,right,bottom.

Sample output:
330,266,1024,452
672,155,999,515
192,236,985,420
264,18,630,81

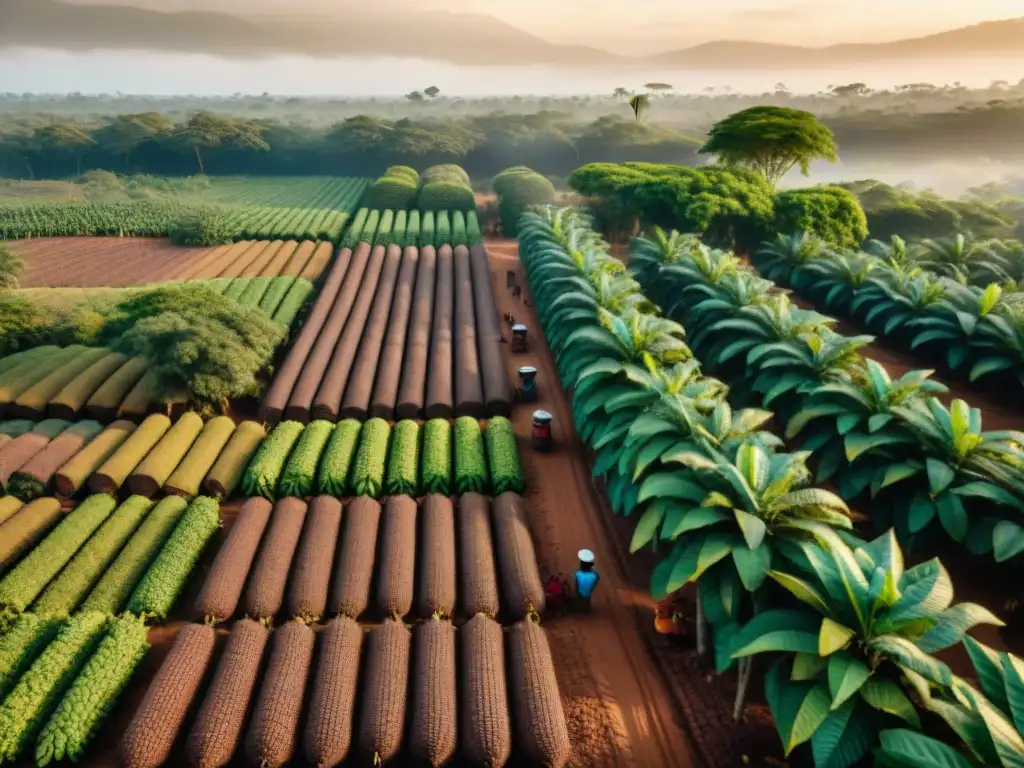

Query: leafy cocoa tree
174,112,268,174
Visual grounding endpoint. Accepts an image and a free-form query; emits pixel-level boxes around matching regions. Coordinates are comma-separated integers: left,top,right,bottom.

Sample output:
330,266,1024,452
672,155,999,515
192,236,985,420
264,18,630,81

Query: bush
169,209,233,246
773,186,868,249
418,182,475,213
0,244,25,290
102,284,284,409
0,293,40,356
419,164,476,213
368,177,418,210
422,165,470,186
492,167,555,235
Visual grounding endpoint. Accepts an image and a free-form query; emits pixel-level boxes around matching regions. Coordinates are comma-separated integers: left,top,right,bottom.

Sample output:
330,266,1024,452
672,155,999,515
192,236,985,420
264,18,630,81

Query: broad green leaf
876,729,975,768
820,617,855,656
669,507,729,538
881,462,922,489
926,458,957,495
917,603,1005,653
937,494,968,543
629,504,664,552
869,636,954,688
638,473,706,504
693,531,738,581
961,636,1010,714
907,496,937,534
860,680,922,727
732,543,771,591
811,699,874,768
769,570,834,617
993,520,1024,562
732,610,822,658
891,559,954,625
792,652,828,681
828,651,871,709
733,509,767,549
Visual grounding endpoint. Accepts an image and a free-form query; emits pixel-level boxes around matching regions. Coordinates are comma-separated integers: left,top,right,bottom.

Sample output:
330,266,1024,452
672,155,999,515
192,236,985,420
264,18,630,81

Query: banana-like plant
904,282,1006,373
883,398,1024,559
643,442,852,632
629,226,704,285
913,233,1013,287
784,359,947,494
755,231,828,286
729,526,1003,767
798,251,881,314
876,637,1024,767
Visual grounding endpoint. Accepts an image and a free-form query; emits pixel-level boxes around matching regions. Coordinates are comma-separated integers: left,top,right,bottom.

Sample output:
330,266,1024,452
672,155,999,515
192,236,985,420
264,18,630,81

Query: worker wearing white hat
574,549,599,613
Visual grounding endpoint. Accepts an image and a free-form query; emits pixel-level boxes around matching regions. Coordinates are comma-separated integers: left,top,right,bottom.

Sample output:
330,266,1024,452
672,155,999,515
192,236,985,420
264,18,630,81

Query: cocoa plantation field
0,166,712,768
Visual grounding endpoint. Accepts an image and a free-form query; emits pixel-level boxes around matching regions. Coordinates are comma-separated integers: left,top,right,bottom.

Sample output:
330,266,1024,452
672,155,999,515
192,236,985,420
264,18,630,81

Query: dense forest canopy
2,80,1024,180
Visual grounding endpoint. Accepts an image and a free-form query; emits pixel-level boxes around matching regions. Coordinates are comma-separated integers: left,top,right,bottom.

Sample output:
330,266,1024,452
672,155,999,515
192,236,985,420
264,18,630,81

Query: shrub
419,182,475,213
102,284,284,409
492,167,555,235
168,209,233,246
484,417,525,494
350,418,390,498
454,417,487,494
773,185,869,249
368,176,418,210
0,243,25,290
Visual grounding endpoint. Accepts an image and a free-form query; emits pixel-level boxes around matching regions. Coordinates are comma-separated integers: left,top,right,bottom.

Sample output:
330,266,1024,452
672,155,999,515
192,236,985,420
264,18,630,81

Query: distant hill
651,19,1024,68
4,1,1024,69
0,0,615,65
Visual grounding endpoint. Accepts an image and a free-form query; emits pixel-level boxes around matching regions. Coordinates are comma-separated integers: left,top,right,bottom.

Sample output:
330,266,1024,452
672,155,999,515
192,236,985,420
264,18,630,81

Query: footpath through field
486,240,701,768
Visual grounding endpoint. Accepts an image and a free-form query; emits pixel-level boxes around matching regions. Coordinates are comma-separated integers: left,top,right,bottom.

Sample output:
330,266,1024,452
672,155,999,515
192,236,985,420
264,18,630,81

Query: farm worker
544,574,566,610
574,549,600,613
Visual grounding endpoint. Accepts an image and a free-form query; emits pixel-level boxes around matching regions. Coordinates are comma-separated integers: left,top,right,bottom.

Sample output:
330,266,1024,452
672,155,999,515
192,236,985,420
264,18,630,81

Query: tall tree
33,122,95,175
613,87,630,100
95,112,173,170
644,82,673,93
424,86,441,98
173,112,268,174
699,106,838,188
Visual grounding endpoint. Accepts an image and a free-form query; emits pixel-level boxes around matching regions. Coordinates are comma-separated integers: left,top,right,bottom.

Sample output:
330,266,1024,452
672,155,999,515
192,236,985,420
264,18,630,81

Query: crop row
756,233,1024,400
123,613,568,768
0,496,221,764
0,494,219,623
194,491,542,626
0,200,216,239
341,207,484,250
166,238,332,282
206,176,371,211
633,231,1024,563
0,179,370,241
520,208,1023,767
0,414,264,501
242,416,524,501
260,242,511,425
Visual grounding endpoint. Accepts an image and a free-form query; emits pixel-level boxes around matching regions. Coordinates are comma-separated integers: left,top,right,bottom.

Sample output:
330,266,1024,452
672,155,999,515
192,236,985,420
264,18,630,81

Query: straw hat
577,549,595,564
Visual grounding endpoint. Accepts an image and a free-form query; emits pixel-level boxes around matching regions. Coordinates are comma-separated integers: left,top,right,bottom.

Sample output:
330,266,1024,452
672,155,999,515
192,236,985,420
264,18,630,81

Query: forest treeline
2,95,1024,180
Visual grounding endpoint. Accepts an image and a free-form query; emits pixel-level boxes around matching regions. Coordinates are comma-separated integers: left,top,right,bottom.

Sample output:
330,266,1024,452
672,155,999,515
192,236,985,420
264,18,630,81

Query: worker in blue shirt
574,549,600,613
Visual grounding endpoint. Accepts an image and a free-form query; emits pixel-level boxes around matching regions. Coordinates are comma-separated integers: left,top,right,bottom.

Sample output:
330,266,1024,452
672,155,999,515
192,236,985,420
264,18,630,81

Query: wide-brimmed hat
577,549,595,564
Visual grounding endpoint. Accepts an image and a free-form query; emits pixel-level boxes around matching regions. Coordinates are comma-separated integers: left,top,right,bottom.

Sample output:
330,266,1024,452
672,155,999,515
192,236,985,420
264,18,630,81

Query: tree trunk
695,591,707,658
733,657,753,722
194,145,205,174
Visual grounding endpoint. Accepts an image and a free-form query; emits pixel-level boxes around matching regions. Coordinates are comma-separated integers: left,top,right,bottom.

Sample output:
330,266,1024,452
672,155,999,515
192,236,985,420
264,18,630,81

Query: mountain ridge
3,1,1023,69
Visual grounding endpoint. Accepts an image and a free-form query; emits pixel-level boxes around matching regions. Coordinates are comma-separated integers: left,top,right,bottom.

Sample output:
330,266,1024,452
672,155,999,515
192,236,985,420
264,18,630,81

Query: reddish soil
488,240,718,767
13,237,217,287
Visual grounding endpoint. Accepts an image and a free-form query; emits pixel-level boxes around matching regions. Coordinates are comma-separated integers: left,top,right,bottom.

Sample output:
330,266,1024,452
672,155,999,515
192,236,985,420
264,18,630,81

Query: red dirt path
13,237,216,287
487,240,705,768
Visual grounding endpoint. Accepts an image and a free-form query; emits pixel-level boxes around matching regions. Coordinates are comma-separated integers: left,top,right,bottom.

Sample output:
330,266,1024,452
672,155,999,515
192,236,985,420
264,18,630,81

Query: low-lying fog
2,48,1022,96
